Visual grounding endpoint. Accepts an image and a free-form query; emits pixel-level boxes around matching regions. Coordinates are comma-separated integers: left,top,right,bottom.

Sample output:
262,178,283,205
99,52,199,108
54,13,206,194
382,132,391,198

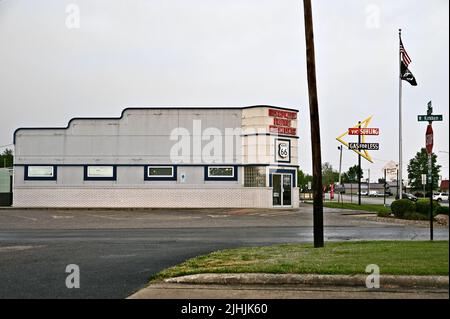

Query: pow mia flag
401,61,417,86
400,37,417,86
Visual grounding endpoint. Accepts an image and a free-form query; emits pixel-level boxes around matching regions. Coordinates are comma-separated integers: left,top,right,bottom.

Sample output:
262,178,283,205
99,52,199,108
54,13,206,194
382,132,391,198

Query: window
205,166,238,181
84,166,116,181
25,165,57,180
244,166,266,187
145,165,177,181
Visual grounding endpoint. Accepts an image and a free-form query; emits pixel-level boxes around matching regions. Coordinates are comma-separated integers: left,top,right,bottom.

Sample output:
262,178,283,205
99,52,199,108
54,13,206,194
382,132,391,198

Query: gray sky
0,0,448,182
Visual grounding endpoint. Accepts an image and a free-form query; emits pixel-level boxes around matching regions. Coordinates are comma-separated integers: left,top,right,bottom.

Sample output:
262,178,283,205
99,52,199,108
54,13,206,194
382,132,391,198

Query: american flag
400,39,412,67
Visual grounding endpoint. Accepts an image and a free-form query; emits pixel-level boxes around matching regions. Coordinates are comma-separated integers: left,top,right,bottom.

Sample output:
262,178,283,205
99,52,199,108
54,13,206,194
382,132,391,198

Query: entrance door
272,173,292,207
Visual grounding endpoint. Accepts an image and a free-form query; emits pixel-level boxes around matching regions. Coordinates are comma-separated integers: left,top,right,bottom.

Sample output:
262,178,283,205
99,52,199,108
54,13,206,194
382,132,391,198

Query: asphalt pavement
0,206,448,299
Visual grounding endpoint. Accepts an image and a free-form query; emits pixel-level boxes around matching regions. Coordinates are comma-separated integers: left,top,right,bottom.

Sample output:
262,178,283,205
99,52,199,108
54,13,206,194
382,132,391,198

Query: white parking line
52,215,74,219
14,215,38,222
86,214,128,221
0,245,45,253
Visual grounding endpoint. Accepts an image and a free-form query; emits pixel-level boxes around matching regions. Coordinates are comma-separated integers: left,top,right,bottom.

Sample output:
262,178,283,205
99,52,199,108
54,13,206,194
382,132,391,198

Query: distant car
395,193,418,202
433,192,449,202
357,191,368,196
369,190,382,197
384,190,393,196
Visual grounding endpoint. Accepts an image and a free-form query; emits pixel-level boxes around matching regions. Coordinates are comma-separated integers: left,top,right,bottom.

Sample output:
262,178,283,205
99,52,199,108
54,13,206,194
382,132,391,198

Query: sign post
426,117,434,241
356,122,363,205
418,101,444,241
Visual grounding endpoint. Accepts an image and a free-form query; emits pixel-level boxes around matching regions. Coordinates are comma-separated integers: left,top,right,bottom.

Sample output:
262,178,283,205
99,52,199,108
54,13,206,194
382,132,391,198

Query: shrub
415,199,441,217
403,212,429,221
434,206,449,216
377,211,391,218
391,199,415,218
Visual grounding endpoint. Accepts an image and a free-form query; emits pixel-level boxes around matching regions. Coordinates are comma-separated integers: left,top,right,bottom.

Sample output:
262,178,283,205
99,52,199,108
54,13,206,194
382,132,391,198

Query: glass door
282,174,292,206
272,174,282,206
272,173,292,207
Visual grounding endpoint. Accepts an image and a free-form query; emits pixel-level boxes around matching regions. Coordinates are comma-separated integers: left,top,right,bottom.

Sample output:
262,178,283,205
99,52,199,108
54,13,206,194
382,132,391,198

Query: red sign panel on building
268,109,297,136
268,109,297,120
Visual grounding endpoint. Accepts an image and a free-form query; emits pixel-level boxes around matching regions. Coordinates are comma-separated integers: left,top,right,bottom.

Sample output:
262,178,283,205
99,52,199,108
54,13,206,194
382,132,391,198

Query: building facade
13,106,300,208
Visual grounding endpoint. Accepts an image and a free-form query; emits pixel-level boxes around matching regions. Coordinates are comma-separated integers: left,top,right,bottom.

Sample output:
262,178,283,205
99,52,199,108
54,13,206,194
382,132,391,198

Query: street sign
418,115,443,122
428,155,432,182
348,143,380,150
348,128,379,135
422,174,427,185
427,101,433,115
426,124,433,155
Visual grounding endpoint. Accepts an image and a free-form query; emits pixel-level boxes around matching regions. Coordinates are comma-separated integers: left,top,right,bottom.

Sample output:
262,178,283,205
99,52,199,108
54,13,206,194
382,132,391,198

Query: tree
322,162,339,188
0,149,13,168
407,148,441,191
297,169,313,192
341,165,363,183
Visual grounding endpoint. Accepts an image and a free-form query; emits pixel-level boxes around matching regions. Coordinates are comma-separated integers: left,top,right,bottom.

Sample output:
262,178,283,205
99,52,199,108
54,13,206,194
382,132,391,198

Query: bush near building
390,199,416,219
415,199,441,216
435,206,449,216
383,199,444,220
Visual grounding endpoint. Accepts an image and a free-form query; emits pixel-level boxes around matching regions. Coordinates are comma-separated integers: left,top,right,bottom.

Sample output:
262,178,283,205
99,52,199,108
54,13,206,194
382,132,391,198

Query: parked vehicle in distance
384,190,393,196
369,190,383,197
433,192,449,202
357,191,368,196
395,193,418,202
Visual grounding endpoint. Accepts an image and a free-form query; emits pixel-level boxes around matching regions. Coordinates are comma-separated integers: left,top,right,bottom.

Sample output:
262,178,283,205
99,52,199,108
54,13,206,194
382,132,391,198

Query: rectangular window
25,165,57,180
145,165,177,181
244,166,266,187
205,166,238,181
84,166,116,181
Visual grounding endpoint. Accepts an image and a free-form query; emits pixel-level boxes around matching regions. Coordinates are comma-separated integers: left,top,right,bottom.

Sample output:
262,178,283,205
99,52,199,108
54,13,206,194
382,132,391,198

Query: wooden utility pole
303,0,324,248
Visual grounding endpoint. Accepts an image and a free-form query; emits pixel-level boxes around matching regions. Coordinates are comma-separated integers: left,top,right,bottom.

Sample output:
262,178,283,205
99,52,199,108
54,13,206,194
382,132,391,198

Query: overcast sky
0,0,448,181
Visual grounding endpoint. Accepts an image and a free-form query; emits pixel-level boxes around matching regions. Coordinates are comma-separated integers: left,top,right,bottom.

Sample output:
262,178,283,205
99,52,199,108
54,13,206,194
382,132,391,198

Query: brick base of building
13,187,299,208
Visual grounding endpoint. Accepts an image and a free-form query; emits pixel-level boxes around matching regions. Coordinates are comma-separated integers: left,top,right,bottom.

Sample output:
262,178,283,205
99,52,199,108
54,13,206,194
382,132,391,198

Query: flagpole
398,28,403,199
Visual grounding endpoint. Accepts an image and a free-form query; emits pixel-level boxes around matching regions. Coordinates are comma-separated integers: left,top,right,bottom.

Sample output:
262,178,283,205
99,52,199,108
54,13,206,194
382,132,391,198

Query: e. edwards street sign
418,115,443,122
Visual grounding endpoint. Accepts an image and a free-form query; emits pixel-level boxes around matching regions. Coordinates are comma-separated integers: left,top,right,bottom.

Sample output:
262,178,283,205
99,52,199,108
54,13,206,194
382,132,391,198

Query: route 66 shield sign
275,139,290,163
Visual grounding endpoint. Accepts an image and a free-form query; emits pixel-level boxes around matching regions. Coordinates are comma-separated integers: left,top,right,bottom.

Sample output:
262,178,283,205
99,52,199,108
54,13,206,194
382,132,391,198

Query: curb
163,273,449,289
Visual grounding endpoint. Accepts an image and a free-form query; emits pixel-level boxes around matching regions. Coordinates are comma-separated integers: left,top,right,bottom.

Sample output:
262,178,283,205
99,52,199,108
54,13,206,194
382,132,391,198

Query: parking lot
0,205,448,298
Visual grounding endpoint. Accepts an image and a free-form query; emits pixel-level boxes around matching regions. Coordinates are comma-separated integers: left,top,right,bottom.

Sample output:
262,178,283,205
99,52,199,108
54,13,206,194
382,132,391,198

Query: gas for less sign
268,109,297,136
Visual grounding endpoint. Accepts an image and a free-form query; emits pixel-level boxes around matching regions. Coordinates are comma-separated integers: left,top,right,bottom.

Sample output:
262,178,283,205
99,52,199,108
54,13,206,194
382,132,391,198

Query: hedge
391,199,415,218
415,199,441,217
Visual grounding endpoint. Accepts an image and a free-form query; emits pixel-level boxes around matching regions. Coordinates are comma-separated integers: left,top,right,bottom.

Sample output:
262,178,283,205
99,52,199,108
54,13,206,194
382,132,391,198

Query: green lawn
150,241,449,282
322,201,391,214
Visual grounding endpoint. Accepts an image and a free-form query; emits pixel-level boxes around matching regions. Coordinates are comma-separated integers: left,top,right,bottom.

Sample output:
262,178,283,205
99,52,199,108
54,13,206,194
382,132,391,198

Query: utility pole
358,121,362,205
303,0,324,248
383,169,387,206
396,165,400,198
338,146,343,204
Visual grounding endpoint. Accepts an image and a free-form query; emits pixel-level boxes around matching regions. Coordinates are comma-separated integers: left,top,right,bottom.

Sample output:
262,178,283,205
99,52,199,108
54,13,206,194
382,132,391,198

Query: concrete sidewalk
128,274,449,299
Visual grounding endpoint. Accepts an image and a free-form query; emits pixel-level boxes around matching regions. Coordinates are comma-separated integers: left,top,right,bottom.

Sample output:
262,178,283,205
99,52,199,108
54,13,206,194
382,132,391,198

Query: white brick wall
13,187,290,208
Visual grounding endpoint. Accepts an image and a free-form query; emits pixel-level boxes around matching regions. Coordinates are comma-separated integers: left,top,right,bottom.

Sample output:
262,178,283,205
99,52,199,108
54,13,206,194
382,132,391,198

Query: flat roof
13,105,299,144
